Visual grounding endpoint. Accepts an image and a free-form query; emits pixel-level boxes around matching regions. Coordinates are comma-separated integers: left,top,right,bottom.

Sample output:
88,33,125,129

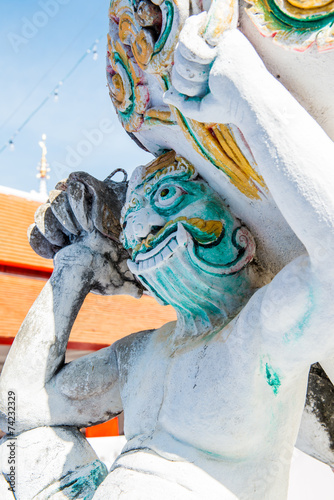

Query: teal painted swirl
153,0,174,55
266,0,334,28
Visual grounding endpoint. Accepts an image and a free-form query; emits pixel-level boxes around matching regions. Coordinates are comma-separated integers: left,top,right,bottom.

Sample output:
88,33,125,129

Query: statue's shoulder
113,321,176,359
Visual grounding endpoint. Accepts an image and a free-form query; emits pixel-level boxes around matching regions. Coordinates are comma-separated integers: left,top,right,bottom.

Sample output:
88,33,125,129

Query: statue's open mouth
127,219,256,277
127,218,227,276
128,217,224,272
127,222,190,274
131,217,224,261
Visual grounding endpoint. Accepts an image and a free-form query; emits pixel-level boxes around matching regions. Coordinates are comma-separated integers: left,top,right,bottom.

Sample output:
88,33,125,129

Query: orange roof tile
0,190,177,348
0,193,53,272
0,274,176,347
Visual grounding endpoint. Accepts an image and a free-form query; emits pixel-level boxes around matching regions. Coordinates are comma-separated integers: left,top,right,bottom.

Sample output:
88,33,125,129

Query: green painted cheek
194,200,237,266
195,226,235,265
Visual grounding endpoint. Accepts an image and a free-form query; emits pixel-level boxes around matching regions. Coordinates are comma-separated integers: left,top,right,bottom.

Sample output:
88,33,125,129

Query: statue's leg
93,451,238,500
0,426,107,499
93,467,201,500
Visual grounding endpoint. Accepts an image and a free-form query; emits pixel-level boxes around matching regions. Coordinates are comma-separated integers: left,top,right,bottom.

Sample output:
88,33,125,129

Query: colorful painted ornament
246,0,334,51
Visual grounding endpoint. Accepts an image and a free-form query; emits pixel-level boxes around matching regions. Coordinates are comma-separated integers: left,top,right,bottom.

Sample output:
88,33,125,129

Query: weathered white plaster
87,437,334,500
0,427,105,499
239,1,334,142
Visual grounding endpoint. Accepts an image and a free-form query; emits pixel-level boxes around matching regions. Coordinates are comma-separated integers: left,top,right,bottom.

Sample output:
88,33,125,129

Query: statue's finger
34,203,69,247
178,13,217,64
66,181,94,232
68,171,101,189
68,171,124,241
171,65,208,97
174,50,210,83
27,223,61,259
55,178,69,191
203,0,239,47
49,189,81,236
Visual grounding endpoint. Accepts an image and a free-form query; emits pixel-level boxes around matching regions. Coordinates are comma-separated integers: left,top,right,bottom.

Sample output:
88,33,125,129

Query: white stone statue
1,0,334,499
106,0,334,467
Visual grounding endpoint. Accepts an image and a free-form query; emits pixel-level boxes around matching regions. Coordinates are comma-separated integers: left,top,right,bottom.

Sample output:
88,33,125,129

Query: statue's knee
0,426,107,499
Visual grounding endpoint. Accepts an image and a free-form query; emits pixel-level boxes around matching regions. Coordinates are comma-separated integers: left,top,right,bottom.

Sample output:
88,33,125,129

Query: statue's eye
154,185,185,208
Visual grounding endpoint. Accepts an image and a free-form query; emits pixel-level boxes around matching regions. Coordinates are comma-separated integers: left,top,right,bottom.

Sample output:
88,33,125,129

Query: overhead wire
0,7,101,133
0,36,103,155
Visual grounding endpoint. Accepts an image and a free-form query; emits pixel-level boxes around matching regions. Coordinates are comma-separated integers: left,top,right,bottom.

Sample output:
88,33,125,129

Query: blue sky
0,0,153,192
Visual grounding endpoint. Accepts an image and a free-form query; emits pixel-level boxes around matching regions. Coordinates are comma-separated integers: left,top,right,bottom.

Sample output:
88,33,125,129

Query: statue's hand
169,12,217,99
164,14,268,126
28,171,143,296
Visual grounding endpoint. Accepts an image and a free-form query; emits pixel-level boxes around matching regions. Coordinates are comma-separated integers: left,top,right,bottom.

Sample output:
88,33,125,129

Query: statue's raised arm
166,15,334,259
0,172,142,497
164,13,334,348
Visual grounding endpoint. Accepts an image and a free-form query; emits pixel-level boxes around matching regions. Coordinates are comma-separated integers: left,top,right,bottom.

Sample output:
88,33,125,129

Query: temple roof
0,273,175,348
0,189,176,350
0,188,52,274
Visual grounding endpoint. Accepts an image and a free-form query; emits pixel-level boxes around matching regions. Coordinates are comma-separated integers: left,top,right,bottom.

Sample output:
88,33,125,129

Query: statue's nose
131,208,166,241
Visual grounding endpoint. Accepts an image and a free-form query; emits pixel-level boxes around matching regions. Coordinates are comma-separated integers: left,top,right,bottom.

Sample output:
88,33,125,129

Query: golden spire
36,134,50,197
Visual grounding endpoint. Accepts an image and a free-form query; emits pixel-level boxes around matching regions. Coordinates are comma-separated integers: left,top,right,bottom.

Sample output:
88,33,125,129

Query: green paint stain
265,363,281,395
48,460,108,500
284,289,315,344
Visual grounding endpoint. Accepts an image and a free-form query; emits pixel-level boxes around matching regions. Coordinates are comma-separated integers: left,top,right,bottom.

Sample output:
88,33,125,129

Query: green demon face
121,151,256,310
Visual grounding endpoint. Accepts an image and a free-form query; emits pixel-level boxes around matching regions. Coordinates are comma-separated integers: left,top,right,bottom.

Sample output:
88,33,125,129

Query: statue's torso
114,259,321,498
